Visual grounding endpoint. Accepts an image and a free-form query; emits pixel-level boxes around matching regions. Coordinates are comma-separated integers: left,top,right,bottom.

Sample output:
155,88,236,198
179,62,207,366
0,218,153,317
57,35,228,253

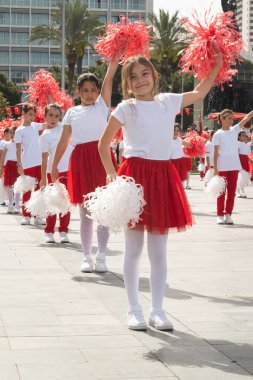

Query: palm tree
149,9,186,92
30,0,101,93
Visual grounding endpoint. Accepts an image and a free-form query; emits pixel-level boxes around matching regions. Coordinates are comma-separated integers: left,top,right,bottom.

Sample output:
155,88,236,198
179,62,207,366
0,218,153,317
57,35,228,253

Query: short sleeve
111,102,126,125
161,93,183,114
62,108,72,126
232,123,240,134
14,128,22,144
39,133,50,153
212,132,220,146
97,95,109,114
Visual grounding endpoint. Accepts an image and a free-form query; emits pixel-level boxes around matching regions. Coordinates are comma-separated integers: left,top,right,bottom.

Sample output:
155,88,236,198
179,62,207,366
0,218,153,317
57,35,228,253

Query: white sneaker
95,256,108,273
45,233,55,243
13,206,20,214
225,214,234,225
59,232,69,243
217,216,225,225
7,206,14,214
185,185,191,190
149,309,173,331
21,217,31,225
34,217,46,225
128,308,147,331
80,255,93,273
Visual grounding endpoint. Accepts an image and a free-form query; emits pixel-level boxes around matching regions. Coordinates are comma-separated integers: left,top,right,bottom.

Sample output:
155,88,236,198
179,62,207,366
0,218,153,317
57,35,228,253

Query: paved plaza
0,175,252,380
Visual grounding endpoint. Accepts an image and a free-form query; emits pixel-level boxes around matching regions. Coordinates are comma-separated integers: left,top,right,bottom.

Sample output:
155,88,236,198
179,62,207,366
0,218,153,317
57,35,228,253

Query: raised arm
238,110,253,128
98,116,122,182
51,125,71,182
182,53,223,108
100,57,119,107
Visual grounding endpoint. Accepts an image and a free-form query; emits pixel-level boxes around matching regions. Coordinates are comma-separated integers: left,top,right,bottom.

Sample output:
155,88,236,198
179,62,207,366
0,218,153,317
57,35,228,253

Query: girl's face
174,127,181,139
127,63,155,100
23,109,36,124
4,132,10,141
221,114,233,128
10,130,15,141
77,81,100,106
45,108,61,128
239,133,247,142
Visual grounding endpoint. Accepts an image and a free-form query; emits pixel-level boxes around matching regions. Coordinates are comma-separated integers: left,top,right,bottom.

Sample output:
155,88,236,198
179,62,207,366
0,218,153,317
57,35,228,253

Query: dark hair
209,130,215,138
218,109,233,124
4,128,10,134
77,73,99,90
238,131,246,140
22,103,37,114
45,103,61,116
10,126,17,133
174,123,181,132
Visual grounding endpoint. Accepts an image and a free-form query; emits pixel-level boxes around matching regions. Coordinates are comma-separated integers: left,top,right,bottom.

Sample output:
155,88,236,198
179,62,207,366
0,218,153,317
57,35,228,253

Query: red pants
200,157,205,179
22,166,41,217
45,172,70,233
217,170,239,216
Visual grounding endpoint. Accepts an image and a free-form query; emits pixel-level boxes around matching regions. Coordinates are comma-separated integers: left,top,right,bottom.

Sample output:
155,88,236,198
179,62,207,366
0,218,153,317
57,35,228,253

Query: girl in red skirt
170,123,191,184
213,109,253,225
51,59,118,273
99,54,223,331
237,130,251,198
0,126,20,214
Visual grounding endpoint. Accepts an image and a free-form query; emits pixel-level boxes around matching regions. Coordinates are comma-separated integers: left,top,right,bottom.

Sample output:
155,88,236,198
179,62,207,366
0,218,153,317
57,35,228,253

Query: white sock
97,224,109,259
6,186,13,206
15,192,20,207
147,232,168,311
79,206,93,257
123,229,144,309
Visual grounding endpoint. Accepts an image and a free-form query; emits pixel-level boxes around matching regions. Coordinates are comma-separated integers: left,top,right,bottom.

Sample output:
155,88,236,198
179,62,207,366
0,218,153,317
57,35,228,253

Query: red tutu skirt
118,157,194,234
67,141,117,205
239,154,249,172
184,157,192,172
3,160,19,186
171,157,188,182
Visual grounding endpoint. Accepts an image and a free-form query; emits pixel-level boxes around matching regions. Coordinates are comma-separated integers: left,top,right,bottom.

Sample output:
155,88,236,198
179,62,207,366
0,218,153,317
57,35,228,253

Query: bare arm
51,125,71,182
100,58,119,107
16,143,24,175
98,116,122,182
213,145,219,176
0,149,7,177
182,54,223,108
238,110,253,128
206,156,210,169
40,152,48,188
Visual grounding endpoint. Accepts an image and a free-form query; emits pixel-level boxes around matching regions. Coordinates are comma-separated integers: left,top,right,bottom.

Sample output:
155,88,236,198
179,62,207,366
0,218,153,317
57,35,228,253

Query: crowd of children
0,53,253,332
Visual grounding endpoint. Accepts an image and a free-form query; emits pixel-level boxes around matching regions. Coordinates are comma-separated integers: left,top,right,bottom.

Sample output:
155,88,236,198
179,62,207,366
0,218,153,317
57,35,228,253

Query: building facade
236,0,253,61
0,0,153,86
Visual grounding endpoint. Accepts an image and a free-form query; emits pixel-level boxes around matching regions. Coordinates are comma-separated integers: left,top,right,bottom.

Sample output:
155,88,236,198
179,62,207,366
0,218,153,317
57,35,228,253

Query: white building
236,0,253,61
0,0,153,86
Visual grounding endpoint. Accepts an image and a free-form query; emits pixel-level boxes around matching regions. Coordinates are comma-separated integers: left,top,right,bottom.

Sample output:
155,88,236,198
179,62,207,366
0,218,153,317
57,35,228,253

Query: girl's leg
225,170,239,215
6,186,13,206
217,171,228,217
147,232,168,311
123,228,144,309
14,192,20,207
79,206,93,256
97,225,109,258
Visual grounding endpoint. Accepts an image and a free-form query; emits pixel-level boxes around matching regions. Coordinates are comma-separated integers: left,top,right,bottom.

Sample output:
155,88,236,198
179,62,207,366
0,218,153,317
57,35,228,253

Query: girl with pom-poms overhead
51,58,119,274
98,45,223,331
213,109,253,225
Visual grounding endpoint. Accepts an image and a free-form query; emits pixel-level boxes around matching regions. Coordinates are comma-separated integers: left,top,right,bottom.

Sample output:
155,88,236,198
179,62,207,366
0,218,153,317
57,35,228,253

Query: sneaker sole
94,268,108,273
60,240,70,244
80,268,93,273
128,324,147,331
149,321,173,331
46,241,55,244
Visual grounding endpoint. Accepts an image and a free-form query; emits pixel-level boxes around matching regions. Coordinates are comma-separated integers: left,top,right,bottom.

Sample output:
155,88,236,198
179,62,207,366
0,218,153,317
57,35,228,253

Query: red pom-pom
183,131,206,158
201,131,209,140
95,17,152,64
179,11,244,86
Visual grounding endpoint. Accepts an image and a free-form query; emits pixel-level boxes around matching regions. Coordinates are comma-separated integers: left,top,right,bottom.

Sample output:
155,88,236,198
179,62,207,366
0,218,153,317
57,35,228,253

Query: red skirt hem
118,157,194,234
3,161,19,186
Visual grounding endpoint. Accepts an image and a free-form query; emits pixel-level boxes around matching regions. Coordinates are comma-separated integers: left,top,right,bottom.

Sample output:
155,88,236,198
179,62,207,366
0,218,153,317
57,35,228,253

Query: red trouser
217,170,239,216
22,166,41,217
200,157,205,179
45,172,70,234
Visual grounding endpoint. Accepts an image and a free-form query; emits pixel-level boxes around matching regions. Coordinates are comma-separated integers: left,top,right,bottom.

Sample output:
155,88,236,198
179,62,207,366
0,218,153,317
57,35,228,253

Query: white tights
123,229,168,311
79,206,109,258
6,186,20,207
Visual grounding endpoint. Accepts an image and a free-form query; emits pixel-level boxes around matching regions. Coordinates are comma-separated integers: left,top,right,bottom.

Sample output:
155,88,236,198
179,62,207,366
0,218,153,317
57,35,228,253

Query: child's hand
106,172,117,184
40,179,47,189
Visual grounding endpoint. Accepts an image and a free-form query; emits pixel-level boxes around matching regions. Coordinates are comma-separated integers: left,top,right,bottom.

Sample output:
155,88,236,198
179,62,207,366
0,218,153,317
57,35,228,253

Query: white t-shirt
14,122,43,169
4,141,17,163
62,95,108,146
212,124,242,171
40,123,73,173
238,141,250,155
0,140,4,150
205,141,214,167
111,93,182,160
170,137,184,159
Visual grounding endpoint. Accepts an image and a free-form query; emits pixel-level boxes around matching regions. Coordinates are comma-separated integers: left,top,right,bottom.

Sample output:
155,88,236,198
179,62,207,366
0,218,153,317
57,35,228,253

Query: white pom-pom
14,175,37,194
84,176,146,233
205,175,226,198
0,178,7,200
25,189,47,218
204,168,214,184
197,162,205,172
44,181,70,216
237,170,251,189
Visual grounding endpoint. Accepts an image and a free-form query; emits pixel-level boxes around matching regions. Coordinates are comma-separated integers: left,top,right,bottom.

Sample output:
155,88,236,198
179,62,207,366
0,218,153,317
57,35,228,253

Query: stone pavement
0,175,253,380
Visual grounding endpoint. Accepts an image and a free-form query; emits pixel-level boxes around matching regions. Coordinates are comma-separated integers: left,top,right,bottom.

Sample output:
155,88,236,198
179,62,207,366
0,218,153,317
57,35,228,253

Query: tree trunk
77,55,83,75
67,51,77,94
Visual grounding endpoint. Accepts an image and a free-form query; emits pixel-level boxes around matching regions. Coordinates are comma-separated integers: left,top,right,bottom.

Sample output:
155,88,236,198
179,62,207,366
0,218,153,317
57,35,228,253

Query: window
12,32,29,45
128,0,145,10
11,0,30,5
0,13,10,25
11,51,29,64
111,15,120,23
0,31,10,45
11,13,29,25
89,0,107,9
0,0,10,5
112,0,126,9
31,51,49,64
31,0,49,6
50,52,61,65
11,70,29,84
31,13,49,25
0,51,9,64
99,15,107,24
89,53,99,65
51,0,58,6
